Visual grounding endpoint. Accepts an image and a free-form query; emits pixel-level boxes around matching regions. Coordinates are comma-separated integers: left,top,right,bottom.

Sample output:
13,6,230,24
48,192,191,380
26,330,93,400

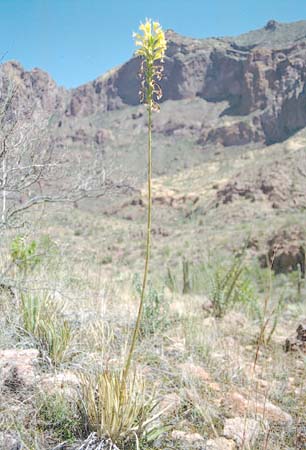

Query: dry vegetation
0,208,305,449
0,127,305,450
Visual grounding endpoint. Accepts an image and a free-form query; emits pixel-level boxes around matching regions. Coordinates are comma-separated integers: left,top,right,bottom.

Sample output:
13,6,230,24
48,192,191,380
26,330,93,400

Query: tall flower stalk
121,19,166,388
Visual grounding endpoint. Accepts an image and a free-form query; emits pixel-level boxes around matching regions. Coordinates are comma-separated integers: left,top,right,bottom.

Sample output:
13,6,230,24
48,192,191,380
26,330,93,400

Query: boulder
94,128,114,145
0,432,20,450
171,430,205,449
260,228,305,277
224,391,292,425
180,362,220,391
159,392,181,416
38,370,79,397
0,348,38,391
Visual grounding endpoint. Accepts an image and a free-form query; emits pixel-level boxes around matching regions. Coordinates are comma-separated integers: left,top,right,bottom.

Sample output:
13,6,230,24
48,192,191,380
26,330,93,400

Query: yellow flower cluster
133,19,167,62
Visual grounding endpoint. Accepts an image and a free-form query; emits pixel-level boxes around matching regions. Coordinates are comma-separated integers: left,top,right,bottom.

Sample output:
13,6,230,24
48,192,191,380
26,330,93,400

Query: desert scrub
204,257,255,318
249,267,286,345
166,254,256,317
166,261,196,293
133,275,169,336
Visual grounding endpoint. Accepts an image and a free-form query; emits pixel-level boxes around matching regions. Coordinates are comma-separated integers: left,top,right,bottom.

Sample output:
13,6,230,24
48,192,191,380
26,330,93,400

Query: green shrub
11,236,41,274
182,258,192,294
203,257,254,317
20,292,59,336
11,234,59,276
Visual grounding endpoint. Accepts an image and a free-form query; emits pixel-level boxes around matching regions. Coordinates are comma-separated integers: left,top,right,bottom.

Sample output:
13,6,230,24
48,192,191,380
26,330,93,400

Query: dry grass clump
76,370,159,447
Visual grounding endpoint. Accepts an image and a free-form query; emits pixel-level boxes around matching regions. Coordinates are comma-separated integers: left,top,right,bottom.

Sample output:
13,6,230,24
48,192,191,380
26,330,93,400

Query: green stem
121,96,152,392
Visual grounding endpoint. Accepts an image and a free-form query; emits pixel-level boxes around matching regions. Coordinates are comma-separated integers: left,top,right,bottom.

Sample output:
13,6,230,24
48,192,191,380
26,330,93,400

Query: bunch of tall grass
20,292,73,366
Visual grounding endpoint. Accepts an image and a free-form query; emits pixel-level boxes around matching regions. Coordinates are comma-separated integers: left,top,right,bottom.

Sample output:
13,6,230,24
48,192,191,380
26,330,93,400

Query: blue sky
1,0,305,88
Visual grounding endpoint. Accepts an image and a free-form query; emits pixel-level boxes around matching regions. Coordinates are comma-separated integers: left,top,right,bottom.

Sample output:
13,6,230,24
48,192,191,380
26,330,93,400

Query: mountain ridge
1,19,306,151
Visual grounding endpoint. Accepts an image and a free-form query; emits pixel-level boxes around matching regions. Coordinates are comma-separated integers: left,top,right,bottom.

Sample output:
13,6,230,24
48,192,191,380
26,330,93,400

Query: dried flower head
133,19,167,111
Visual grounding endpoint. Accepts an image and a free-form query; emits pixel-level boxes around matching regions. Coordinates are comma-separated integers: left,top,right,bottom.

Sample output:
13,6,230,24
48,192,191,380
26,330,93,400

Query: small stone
201,296,214,312
223,417,260,446
171,430,205,448
167,338,185,355
0,432,20,450
39,371,79,397
180,362,220,391
159,392,181,416
225,392,292,425
206,437,236,450
94,128,114,145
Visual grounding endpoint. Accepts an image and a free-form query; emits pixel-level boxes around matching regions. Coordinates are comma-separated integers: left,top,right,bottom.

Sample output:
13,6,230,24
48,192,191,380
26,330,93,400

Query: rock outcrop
63,20,306,146
285,323,306,353
0,61,66,118
1,20,306,148
259,227,306,276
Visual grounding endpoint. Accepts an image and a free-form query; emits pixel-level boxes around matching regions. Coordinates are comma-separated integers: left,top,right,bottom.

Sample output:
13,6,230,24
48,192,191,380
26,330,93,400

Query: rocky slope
1,19,306,149
0,60,65,118
65,19,306,146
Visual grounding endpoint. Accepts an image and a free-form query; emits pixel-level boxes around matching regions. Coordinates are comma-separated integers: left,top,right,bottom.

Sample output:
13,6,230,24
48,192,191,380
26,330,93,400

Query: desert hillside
0,19,305,450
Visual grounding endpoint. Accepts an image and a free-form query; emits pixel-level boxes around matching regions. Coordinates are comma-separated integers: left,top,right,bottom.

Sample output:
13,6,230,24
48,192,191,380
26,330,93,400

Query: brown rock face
1,20,306,149
198,120,264,147
216,162,306,211
285,323,306,354
0,61,65,117
63,21,306,146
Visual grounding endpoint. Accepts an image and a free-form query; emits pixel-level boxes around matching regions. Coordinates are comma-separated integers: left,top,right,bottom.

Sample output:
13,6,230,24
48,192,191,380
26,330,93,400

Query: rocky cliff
1,19,306,147
63,19,306,146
